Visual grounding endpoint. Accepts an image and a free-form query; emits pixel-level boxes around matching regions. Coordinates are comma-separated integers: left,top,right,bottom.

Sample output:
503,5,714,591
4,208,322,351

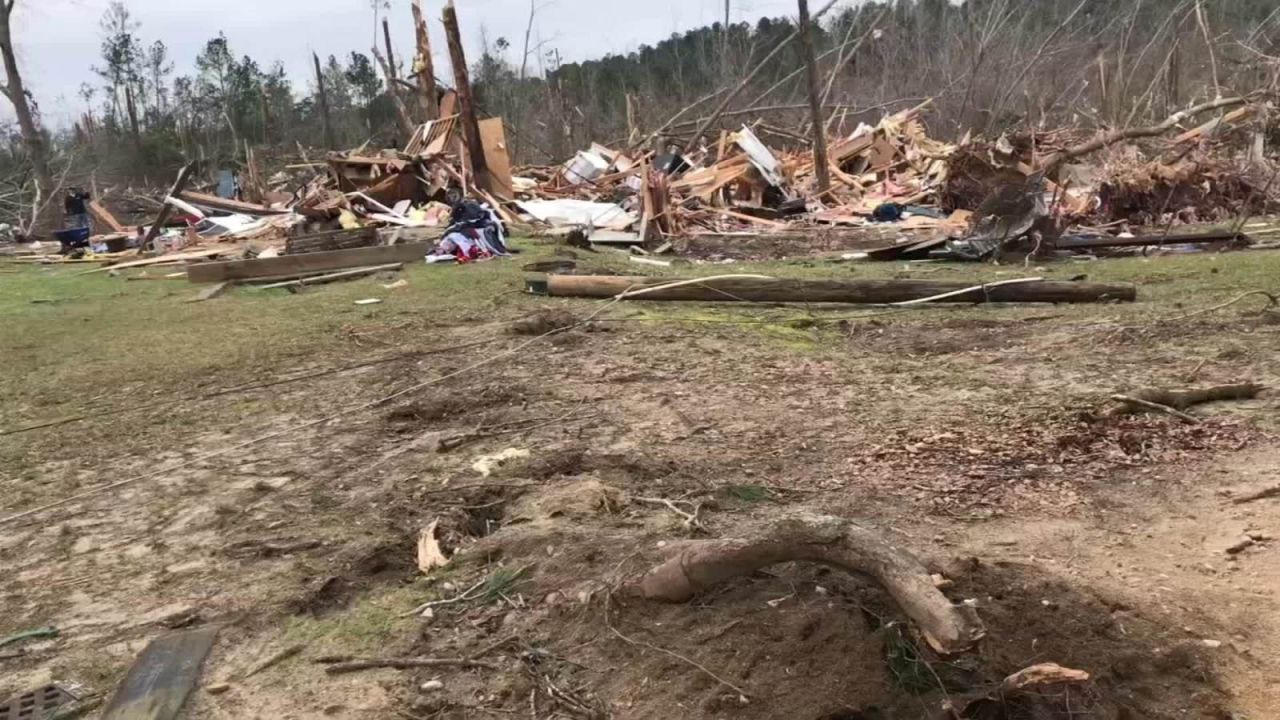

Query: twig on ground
319,657,500,674
1231,485,1280,505
601,597,747,696
1163,290,1278,323
404,577,489,617
1109,395,1201,424
634,496,705,532
242,643,306,679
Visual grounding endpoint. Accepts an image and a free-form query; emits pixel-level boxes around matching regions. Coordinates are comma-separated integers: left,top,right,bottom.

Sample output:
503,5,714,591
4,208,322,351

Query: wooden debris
89,200,128,233
187,245,426,283
1000,663,1090,692
176,191,287,217
255,263,403,290
140,163,195,253
627,513,986,654
187,281,231,303
532,274,1137,305
1231,485,1280,505
242,643,305,680
318,657,499,675
1108,383,1264,420
417,519,450,574
84,248,235,275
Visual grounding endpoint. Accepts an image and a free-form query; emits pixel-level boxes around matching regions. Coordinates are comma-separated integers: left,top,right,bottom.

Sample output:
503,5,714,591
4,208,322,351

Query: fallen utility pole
531,275,1137,304
797,0,831,194
442,0,490,194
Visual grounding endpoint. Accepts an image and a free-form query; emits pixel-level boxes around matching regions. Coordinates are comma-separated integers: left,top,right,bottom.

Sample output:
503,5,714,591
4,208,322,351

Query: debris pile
8,91,1277,282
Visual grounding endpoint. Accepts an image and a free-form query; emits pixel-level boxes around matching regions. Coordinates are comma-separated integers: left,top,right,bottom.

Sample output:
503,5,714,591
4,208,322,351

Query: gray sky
7,0,833,128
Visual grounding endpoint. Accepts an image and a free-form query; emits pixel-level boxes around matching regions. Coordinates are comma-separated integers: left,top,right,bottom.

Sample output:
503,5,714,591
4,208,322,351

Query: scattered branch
626,513,986,655
318,657,500,674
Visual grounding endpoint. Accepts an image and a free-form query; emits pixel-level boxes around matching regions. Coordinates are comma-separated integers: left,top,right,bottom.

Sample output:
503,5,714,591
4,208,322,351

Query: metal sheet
100,627,219,720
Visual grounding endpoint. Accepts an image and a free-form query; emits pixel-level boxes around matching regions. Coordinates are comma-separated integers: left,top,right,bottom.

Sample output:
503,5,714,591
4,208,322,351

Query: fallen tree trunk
625,514,986,655
1107,383,1264,417
532,275,1136,304
1038,96,1252,172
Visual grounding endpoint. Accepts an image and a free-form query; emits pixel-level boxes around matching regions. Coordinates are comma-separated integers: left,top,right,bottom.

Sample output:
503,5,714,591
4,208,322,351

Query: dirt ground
1,243,1279,719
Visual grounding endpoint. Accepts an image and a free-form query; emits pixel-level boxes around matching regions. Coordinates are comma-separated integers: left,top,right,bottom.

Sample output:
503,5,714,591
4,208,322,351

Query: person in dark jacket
64,188,91,230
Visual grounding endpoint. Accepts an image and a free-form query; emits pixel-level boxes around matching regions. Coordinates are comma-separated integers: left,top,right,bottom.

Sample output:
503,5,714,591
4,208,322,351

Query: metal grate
0,684,79,720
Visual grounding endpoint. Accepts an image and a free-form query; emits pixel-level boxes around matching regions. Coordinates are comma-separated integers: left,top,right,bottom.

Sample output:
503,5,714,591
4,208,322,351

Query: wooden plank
187,281,231,303
177,191,287,217
100,627,218,720
478,118,514,200
187,243,430,284
536,275,1138,304
82,248,235,274
89,200,128,233
257,263,403,289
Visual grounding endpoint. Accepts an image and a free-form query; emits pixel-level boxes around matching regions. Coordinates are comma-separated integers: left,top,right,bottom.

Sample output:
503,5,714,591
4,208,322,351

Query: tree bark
0,0,58,230
411,0,439,120
441,0,490,193
797,0,831,194
312,52,335,149
1039,96,1250,172
373,47,417,139
537,275,1138,305
627,514,986,655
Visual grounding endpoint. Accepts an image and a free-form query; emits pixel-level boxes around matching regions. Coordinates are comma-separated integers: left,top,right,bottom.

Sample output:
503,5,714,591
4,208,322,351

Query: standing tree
94,1,142,128
0,0,57,229
146,40,173,119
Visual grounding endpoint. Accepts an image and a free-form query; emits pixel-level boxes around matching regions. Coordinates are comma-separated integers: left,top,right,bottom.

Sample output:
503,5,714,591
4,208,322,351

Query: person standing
64,188,91,230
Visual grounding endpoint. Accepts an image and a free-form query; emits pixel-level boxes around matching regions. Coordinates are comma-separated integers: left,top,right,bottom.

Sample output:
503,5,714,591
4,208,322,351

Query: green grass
3,243,1277,434
282,585,419,654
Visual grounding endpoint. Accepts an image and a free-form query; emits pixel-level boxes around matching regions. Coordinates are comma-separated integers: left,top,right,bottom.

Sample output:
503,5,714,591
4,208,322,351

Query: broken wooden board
89,200,129,233
82,248,236,275
187,281,231,303
478,118,515,200
100,626,218,720
187,243,429,283
176,191,288,217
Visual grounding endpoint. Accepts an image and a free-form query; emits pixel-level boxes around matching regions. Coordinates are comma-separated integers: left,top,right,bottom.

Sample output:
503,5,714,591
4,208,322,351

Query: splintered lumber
82,247,234,274
1058,230,1247,250
141,163,195,253
285,227,379,255
533,275,1137,304
100,627,219,720
177,191,286,217
478,118,515,200
442,1,490,192
187,243,429,283
627,513,986,654
257,263,403,289
89,200,128,233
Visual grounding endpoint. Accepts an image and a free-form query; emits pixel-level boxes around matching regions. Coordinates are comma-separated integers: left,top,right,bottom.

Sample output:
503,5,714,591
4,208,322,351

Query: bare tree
0,0,57,230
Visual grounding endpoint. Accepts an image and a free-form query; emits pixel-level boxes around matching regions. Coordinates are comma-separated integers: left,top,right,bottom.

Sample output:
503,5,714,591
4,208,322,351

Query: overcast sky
7,0,844,128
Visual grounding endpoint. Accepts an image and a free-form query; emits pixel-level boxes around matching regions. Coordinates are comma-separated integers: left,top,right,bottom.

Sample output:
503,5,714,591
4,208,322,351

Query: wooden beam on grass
187,243,429,283
532,275,1138,304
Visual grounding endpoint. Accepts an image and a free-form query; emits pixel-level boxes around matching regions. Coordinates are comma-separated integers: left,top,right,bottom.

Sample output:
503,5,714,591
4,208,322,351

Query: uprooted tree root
624,513,986,655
